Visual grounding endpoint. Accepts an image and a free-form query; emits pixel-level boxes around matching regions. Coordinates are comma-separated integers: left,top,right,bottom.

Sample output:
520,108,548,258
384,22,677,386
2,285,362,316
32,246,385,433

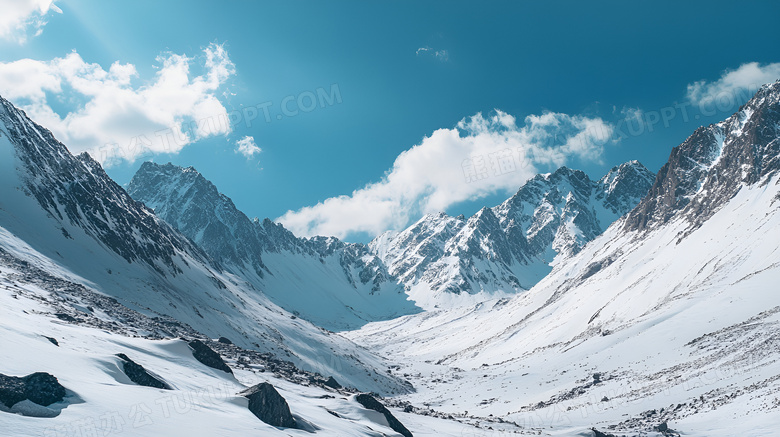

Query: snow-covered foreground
0,241,484,437
0,96,408,396
348,175,780,436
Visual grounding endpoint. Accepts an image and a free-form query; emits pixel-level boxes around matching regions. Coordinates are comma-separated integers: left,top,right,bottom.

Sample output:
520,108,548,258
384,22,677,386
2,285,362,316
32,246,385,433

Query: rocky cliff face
127,136,653,312
625,80,780,232
128,162,418,330
0,97,209,277
371,161,654,307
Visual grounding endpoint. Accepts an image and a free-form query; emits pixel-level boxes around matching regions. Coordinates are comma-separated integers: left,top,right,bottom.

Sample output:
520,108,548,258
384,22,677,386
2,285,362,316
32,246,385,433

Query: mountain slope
347,81,780,435
0,95,407,395
127,162,420,331
626,81,780,232
371,161,654,309
0,243,482,436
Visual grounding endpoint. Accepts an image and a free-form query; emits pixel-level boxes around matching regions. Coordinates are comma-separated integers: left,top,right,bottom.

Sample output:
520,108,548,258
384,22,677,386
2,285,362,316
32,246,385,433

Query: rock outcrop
240,382,297,428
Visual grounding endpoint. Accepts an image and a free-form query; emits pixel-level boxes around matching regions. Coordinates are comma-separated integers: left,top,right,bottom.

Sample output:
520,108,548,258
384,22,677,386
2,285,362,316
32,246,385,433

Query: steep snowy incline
127,162,420,331
347,81,780,435
0,95,407,395
0,245,488,436
371,161,654,309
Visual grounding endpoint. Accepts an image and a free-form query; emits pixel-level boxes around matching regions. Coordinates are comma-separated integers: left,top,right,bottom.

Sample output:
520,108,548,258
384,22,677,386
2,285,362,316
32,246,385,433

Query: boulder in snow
187,339,233,374
239,382,297,428
355,393,413,437
0,372,66,409
116,353,171,390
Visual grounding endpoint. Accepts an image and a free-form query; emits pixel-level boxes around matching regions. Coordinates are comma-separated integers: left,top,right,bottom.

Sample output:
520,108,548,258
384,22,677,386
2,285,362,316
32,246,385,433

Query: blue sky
1,0,779,242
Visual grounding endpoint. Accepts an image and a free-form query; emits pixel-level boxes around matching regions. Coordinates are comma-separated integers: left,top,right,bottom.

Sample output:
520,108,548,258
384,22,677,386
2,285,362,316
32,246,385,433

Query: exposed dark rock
654,421,679,435
308,374,342,390
590,428,615,437
355,393,413,437
44,336,59,346
116,354,171,390
54,313,77,323
240,382,297,428
625,81,780,233
188,339,233,374
0,372,66,408
217,336,233,345
324,376,342,389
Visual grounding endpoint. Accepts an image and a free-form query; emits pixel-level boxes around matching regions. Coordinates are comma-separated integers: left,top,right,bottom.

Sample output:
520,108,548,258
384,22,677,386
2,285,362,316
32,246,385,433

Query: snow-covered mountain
4,71,780,437
625,81,780,233
127,162,420,331
0,94,408,395
348,81,780,436
0,233,479,436
370,161,654,309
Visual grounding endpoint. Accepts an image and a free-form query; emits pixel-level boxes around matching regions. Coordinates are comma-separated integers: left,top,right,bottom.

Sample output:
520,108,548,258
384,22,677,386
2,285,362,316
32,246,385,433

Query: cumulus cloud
0,43,235,164
235,136,261,159
687,62,780,107
278,110,614,239
0,0,62,43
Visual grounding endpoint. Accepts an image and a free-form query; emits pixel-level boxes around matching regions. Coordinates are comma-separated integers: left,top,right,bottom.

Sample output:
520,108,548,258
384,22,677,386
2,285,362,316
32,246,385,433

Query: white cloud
0,0,62,44
0,43,235,164
687,62,780,107
278,110,614,239
235,136,261,159
416,46,449,62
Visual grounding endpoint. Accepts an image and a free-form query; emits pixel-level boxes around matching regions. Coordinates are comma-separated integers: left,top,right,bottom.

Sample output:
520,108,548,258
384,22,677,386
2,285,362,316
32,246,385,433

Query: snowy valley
1,77,780,437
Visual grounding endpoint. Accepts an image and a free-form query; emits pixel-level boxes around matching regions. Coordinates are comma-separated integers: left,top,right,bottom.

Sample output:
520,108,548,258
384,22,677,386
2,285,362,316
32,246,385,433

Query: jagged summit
0,96,207,275
128,161,420,331
370,161,655,308
349,82,780,436
625,80,780,232
0,95,409,394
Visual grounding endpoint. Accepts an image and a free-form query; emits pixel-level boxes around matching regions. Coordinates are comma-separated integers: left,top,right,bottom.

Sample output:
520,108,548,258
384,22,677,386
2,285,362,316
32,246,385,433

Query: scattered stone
654,421,678,435
239,382,297,428
187,339,232,374
116,354,171,390
355,393,413,437
0,372,66,408
324,376,342,389
591,428,615,437
53,313,77,323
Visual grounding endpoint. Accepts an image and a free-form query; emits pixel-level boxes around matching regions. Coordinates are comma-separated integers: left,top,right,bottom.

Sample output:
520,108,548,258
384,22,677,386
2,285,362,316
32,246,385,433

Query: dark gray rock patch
239,382,297,428
355,393,413,437
116,353,171,390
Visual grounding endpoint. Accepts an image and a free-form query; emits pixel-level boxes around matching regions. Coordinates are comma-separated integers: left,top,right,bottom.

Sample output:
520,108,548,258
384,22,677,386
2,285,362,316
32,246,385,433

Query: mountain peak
0,95,206,275
373,162,654,307
625,81,780,232
128,162,418,330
